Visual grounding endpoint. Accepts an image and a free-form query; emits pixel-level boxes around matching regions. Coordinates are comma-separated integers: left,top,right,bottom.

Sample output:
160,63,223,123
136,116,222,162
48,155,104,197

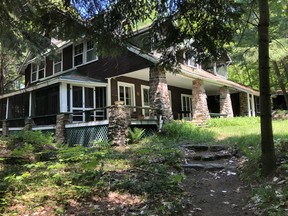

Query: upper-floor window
31,60,45,83
74,40,97,67
53,52,62,74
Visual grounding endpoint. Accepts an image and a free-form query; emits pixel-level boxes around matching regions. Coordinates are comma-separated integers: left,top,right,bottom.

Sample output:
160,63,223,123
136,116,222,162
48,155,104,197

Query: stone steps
182,144,236,171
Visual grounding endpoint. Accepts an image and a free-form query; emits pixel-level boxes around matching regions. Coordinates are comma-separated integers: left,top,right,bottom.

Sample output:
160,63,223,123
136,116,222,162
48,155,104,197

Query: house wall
169,86,191,119
231,93,240,116
24,44,153,87
207,96,220,113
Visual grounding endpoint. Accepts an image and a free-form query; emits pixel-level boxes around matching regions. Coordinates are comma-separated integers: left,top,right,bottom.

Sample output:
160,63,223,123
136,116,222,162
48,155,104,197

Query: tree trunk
272,60,288,109
258,0,276,176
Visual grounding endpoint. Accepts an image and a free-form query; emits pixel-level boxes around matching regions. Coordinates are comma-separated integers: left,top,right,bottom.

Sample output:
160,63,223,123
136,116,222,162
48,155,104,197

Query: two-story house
0,31,259,145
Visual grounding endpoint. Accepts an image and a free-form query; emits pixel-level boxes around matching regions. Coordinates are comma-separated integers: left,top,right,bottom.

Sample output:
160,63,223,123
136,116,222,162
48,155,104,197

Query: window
74,40,97,67
53,52,62,74
86,40,96,62
69,85,106,122
141,85,150,116
118,82,135,106
181,94,192,119
31,60,46,82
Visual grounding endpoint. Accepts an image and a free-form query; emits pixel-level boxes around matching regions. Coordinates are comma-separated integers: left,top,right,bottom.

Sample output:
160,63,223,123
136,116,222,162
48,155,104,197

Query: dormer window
186,56,201,69
74,40,97,67
53,52,62,74
31,60,45,83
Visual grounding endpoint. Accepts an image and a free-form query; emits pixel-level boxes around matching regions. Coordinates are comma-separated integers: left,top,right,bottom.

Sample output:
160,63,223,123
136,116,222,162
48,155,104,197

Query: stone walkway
181,144,254,216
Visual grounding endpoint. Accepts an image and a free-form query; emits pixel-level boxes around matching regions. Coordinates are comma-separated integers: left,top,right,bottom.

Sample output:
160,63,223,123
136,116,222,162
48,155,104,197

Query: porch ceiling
122,68,238,96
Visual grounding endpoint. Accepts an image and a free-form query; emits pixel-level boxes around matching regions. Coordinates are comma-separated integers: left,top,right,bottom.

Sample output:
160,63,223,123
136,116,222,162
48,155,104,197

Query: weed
128,127,145,144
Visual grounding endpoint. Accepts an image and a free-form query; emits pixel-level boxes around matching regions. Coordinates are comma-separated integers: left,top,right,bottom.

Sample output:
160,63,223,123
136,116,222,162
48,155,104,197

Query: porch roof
0,71,107,99
127,46,259,96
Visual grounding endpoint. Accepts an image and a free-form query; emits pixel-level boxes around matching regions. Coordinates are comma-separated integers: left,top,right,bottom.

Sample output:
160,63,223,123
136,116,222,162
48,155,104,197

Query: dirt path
181,144,254,216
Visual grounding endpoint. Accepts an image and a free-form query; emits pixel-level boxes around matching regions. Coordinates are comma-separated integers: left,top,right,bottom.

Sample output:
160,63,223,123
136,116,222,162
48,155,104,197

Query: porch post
247,93,251,117
108,101,130,146
192,79,210,122
5,97,9,119
23,117,34,131
149,67,173,122
55,113,72,144
29,92,32,117
239,92,248,116
2,120,9,137
59,83,68,113
251,94,256,117
219,86,234,118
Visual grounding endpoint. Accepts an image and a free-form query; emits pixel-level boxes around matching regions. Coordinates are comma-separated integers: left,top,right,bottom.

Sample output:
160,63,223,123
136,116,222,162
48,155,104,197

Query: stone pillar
2,120,9,137
192,79,210,122
149,67,173,122
23,117,34,131
219,87,234,118
239,92,248,116
55,114,72,144
108,101,130,146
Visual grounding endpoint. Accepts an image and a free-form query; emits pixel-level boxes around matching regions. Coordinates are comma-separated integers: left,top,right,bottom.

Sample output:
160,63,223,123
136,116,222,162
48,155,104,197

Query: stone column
239,92,248,116
192,79,210,122
2,120,9,137
149,67,173,122
219,86,234,118
55,114,72,144
108,101,130,146
23,117,34,131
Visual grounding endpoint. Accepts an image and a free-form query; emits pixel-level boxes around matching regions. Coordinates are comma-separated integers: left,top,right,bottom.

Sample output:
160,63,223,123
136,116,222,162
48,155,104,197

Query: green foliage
163,120,216,143
8,130,54,152
128,127,145,144
206,116,260,127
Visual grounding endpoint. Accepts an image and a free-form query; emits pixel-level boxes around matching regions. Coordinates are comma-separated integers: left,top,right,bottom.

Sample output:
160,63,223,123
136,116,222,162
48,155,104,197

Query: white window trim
73,40,98,67
141,85,150,116
70,84,96,122
31,60,46,83
117,82,136,106
181,94,192,111
53,52,63,74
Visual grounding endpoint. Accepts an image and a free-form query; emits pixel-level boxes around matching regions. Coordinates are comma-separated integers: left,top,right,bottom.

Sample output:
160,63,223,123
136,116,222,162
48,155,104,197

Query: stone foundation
219,87,234,118
149,67,173,122
108,101,130,146
239,92,248,116
192,79,210,121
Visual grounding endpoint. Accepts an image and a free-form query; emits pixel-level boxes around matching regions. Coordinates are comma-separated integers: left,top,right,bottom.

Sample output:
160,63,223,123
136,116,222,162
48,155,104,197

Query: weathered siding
78,51,153,80
63,45,73,71
46,58,53,77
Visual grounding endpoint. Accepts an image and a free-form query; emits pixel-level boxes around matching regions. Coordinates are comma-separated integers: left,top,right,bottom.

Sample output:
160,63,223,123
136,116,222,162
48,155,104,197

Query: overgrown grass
163,120,216,143
207,117,288,215
1,118,288,215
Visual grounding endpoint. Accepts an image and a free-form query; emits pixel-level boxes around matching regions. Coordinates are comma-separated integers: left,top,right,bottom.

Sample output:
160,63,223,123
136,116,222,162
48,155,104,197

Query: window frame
181,93,192,119
141,85,150,116
73,40,98,67
31,60,46,83
117,82,135,106
53,52,63,74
